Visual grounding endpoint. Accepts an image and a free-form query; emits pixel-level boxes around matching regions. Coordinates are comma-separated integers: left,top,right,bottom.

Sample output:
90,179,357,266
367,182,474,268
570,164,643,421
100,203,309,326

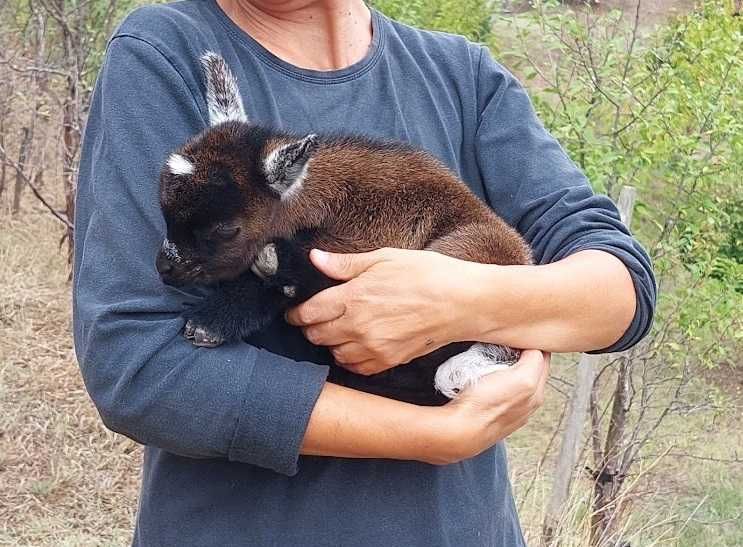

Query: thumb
513,349,550,390
309,249,387,281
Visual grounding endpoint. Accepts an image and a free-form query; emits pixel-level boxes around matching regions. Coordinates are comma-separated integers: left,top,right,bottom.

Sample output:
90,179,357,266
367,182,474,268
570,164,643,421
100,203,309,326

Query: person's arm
283,248,634,375
461,250,635,352
301,350,550,464
471,46,655,354
285,247,635,375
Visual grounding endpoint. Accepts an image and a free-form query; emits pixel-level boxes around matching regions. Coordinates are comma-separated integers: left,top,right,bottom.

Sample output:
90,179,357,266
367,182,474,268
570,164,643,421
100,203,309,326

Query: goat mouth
161,248,266,287
160,275,187,288
160,265,210,287
198,262,256,284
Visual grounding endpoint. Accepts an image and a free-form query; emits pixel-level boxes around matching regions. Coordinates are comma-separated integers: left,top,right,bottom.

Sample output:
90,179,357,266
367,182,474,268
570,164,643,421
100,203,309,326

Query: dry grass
0,212,140,546
509,360,743,546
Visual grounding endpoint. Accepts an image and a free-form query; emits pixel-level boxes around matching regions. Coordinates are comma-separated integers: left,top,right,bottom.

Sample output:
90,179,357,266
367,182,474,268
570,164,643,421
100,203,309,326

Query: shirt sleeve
72,35,328,476
473,47,656,353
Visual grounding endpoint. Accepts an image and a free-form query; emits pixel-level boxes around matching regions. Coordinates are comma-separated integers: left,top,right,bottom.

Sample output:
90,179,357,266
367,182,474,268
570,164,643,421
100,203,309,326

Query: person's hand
285,248,479,375
425,349,550,465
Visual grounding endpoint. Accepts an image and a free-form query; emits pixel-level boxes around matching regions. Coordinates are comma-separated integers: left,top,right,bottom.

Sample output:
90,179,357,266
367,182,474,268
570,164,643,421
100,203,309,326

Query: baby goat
155,52,532,405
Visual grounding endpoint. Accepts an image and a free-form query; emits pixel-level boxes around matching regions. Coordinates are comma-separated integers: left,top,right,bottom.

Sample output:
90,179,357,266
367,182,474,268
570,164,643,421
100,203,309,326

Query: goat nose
156,253,173,275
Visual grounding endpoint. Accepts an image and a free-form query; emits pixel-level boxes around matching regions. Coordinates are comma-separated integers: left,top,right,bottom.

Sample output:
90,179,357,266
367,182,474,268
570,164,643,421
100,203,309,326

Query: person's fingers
514,348,546,369
309,248,390,281
513,349,548,388
512,349,550,408
340,359,385,376
302,319,354,347
330,342,368,364
286,285,347,326
535,351,551,401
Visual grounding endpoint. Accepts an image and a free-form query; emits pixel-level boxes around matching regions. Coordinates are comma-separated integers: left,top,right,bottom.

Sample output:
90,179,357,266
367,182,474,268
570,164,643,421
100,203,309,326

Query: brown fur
292,142,533,266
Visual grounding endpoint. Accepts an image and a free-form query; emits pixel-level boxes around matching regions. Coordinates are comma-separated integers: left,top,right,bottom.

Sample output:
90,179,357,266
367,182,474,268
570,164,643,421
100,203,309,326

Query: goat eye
214,224,240,240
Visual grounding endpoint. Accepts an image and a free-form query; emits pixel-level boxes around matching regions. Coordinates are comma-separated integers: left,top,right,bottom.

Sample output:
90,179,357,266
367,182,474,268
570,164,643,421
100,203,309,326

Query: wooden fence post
542,186,637,546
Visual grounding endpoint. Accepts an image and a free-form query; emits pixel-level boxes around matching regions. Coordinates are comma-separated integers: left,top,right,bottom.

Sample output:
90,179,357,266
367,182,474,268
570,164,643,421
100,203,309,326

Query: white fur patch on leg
434,343,520,399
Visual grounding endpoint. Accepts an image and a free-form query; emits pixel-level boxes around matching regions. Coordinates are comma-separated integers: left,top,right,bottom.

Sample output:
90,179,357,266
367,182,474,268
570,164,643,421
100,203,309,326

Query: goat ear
200,51,247,125
263,134,318,199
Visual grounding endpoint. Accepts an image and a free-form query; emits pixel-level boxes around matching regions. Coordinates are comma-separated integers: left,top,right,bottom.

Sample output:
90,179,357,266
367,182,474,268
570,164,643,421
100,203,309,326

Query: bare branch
0,143,73,230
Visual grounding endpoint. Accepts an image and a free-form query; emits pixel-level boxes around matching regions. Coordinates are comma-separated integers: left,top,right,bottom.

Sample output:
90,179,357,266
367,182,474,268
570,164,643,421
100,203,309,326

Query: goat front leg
251,236,337,302
183,272,291,347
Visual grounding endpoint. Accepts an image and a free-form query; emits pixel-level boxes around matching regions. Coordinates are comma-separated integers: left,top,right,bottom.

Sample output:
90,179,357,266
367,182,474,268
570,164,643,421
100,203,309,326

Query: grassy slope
1,212,740,546
510,360,743,546
0,214,138,546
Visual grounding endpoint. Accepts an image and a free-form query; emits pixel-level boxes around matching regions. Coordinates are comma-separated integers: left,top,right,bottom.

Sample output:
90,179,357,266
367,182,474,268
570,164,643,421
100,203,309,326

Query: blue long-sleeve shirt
73,1,656,545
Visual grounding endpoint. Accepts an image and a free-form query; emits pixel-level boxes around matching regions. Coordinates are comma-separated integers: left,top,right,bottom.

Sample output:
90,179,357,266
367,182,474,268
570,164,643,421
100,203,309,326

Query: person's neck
216,0,373,71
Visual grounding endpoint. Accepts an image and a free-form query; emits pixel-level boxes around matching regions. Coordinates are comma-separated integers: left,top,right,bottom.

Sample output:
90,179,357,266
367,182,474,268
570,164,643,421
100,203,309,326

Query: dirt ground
0,215,139,546
505,0,698,27
585,0,697,27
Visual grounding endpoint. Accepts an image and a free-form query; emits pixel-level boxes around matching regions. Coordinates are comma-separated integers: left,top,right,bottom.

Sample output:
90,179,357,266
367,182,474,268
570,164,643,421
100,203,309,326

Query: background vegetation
1,0,740,545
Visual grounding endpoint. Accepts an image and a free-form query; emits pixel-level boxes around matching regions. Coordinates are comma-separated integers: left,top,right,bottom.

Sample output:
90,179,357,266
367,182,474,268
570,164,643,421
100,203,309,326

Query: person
72,0,656,545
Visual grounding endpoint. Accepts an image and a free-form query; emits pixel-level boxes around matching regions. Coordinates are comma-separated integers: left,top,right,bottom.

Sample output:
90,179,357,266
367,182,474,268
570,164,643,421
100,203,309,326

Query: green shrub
501,0,742,305
371,0,495,43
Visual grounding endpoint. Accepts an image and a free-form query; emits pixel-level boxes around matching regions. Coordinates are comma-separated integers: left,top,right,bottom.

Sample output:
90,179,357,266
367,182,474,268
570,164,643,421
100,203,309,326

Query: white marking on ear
281,162,309,202
263,148,282,177
200,51,247,126
434,343,519,399
161,239,183,263
167,154,194,176
264,151,310,201
263,134,318,200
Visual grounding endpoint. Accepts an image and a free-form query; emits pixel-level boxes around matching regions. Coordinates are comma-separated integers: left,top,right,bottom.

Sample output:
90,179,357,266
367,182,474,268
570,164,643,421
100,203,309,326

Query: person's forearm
300,383,454,463
300,350,550,464
459,250,636,353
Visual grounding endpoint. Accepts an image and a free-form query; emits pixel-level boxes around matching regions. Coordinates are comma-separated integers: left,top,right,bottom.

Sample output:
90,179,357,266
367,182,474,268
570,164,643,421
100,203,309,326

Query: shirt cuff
228,350,329,476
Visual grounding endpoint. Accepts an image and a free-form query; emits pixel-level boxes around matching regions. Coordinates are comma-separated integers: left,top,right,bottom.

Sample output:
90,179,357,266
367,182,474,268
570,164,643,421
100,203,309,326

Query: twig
0,143,72,230
0,57,69,78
